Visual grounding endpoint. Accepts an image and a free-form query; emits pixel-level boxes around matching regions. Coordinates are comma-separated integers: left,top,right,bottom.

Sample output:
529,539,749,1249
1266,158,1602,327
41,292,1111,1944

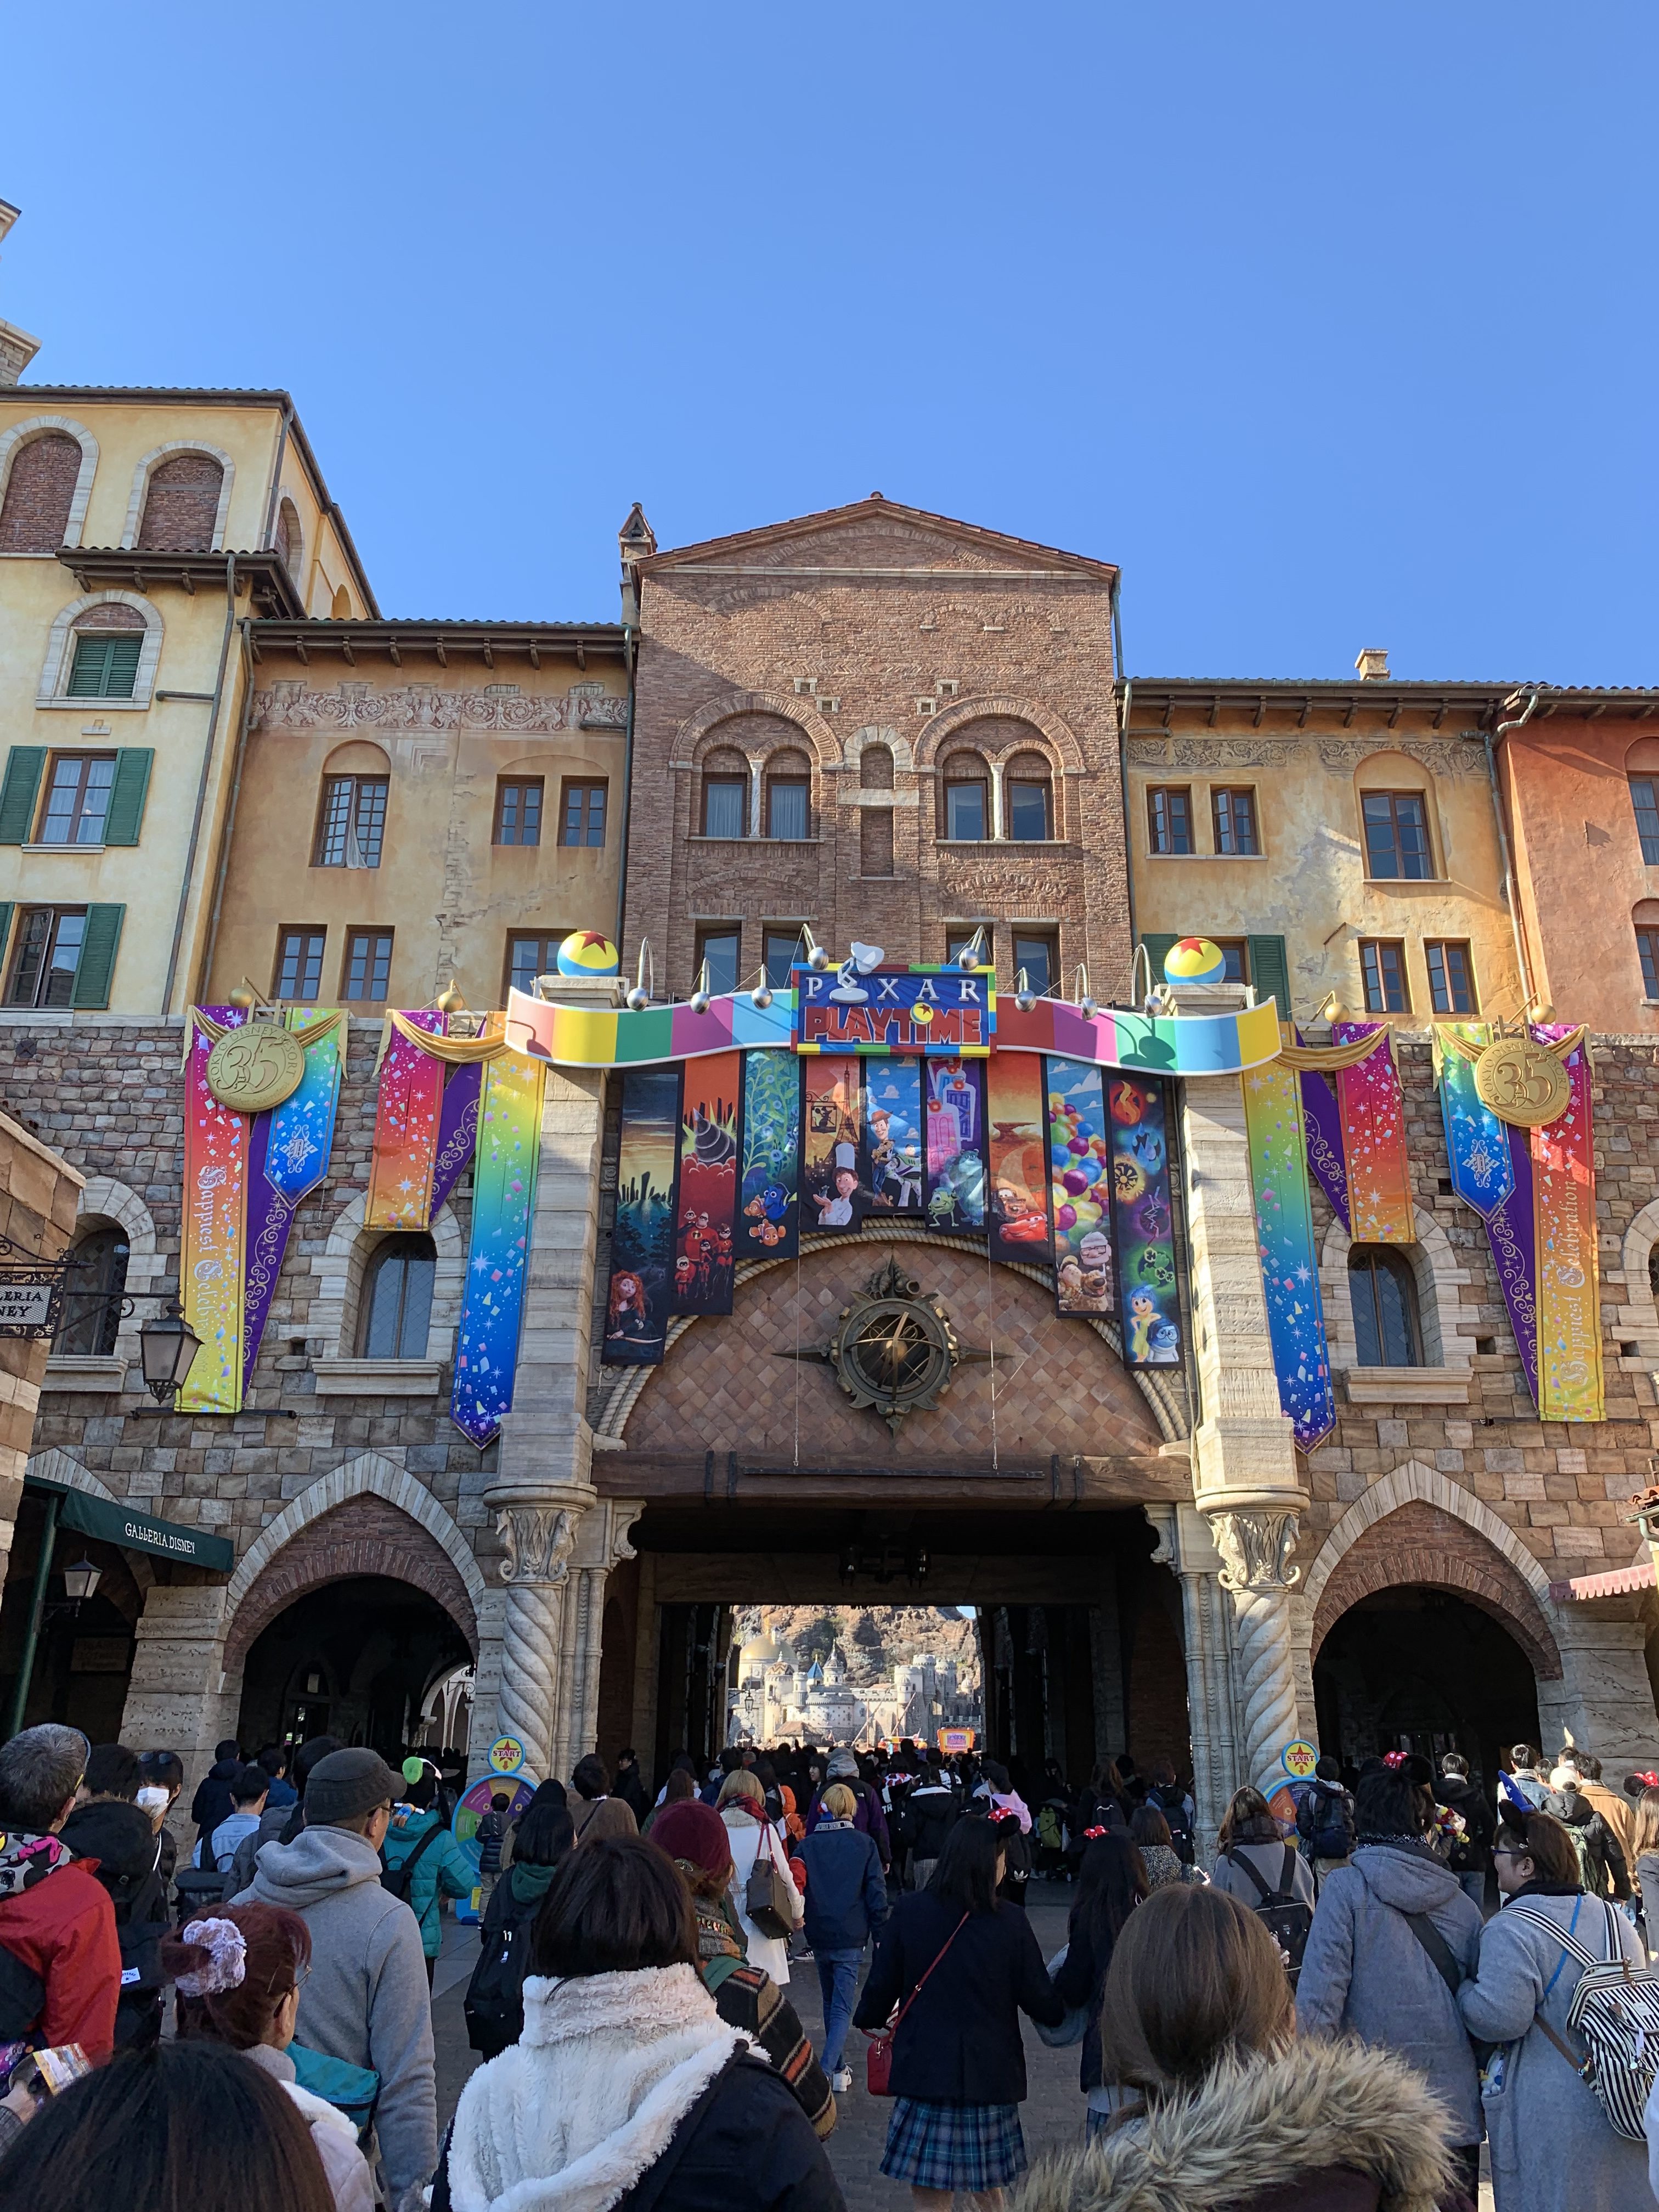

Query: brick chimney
1355,647,1390,681
0,200,42,388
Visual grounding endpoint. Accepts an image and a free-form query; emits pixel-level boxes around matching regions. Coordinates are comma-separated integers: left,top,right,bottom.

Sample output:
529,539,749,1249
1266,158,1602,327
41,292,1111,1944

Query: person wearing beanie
650,1800,836,2138
234,1746,436,2208
805,1746,891,1867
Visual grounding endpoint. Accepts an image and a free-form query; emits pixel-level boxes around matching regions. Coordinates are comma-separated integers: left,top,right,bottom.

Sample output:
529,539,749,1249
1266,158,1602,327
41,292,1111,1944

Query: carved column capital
496,1505,577,1587
1208,1507,1302,1595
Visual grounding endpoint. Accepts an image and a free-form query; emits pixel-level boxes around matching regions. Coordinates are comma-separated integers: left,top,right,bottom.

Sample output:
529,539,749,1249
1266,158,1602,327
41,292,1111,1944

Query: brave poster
673,1051,741,1316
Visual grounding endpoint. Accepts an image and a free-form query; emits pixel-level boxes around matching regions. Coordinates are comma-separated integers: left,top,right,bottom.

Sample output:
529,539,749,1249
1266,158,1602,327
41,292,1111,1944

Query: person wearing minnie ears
1458,1807,1652,2212
854,1813,1064,2208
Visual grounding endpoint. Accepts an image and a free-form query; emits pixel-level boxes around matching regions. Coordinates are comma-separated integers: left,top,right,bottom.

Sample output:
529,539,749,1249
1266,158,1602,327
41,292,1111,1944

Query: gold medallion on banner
205,1022,306,1114
1472,1034,1570,1128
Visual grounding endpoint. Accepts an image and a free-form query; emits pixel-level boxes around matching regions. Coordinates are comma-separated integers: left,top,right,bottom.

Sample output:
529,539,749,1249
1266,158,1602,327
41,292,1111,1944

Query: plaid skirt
881,2098,1027,2190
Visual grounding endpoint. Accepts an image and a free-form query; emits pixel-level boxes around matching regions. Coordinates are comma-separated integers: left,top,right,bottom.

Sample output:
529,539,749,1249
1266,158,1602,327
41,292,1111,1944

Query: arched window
330,585,351,619
65,602,146,699
1005,751,1054,841
54,1223,129,1357
0,432,80,554
701,748,750,839
358,1234,436,1359
137,451,225,551
275,498,302,585
764,751,811,840
1349,1244,1422,1367
941,751,990,841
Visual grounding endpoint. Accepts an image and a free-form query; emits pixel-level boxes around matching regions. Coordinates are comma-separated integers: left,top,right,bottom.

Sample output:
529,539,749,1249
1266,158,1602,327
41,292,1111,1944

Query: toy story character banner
1105,1076,1181,1367
924,1059,986,1232
986,1053,1052,1262
1242,1054,1335,1451
1331,1022,1415,1245
603,1067,684,1366
740,1049,800,1258
672,1052,741,1316
863,1060,926,1218
452,1052,545,1444
792,952,995,1056
804,1059,867,1229
1044,1058,1115,1316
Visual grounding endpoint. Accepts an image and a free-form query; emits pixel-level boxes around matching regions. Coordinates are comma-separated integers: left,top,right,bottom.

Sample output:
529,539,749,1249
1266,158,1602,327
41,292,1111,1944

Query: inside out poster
603,1066,682,1366
740,1050,799,1257
986,1053,1051,1262
804,1059,865,1228
924,1058,986,1231
673,1051,741,1317
1046,1058,1114,1315
1105,1075,1182,1366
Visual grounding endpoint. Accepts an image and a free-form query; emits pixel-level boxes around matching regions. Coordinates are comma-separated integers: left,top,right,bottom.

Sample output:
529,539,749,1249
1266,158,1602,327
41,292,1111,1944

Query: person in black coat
188,1740,241,1859
1053,1827,1150,2126
854,1812,1064,2203
903,1759,958,1889
612,1747,651,1825
59,1745,168,2050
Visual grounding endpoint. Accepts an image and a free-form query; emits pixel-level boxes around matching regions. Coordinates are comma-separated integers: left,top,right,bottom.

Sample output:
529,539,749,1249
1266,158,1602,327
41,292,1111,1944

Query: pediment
646,496,1115,582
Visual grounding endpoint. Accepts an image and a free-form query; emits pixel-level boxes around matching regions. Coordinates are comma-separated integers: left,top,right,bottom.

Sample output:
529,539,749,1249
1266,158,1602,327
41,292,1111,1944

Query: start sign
1280,1740,1319,1782
793,958,995,1057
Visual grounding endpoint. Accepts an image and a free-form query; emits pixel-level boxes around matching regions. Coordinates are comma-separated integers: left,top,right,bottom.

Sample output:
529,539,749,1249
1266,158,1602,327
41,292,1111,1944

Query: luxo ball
1161,936,1227,986
555,930,622,979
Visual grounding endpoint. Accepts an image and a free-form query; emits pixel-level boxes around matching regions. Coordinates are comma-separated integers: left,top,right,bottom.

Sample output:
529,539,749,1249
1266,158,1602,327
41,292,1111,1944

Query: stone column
1175,1012,1310,1804
493,1498,583,1780
120,1583,240,1792
551,1497,645,1785
1147,1502,1240,1855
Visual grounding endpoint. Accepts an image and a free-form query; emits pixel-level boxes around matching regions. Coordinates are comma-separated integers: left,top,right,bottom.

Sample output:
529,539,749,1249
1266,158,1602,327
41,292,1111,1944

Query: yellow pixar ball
554,930,622,979
1163,936,1227,986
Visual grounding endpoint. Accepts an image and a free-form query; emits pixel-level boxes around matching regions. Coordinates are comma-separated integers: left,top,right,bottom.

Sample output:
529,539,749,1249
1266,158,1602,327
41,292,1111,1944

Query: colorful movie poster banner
1434,1024,1516,1220
1045,1058,1115,1316
864,1060,925,1218
242,1008,345,1395
1242,1056,1335,1451
602,1067,684,1367
924,1059,986,1232
803,1059,865,1229
1106,1075,1181,1367
985,1052,1051,1261
181,1006,250,1413
1332,1023,1414,1244
739,1049,800,1257
451,1052,545,1446
1532,1028,1603,1423
367,1010,446,1229
1299,1065,1351,1232
673,1051,741,1316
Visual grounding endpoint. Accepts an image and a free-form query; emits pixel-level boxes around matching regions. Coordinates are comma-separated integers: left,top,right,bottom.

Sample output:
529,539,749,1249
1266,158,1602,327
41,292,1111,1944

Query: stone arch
23,1449,153,1592
309,1192,466,1363
675,690,844,772
912,696,1087,778
1300,1459,1560,1678
321,739,392,777
853,725,907,777
1613,1197,1659,1361
274,495,303,585
37,589,164,707
0,416,99,550
65,1175,165,1372
223,1452,486,1669
1319,1206,1474,1370
121,440,236,552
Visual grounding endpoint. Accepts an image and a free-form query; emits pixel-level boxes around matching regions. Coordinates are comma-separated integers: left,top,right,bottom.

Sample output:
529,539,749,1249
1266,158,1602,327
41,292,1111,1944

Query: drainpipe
162,554,238,1015
1486,688,1541,1010
1111,573,1137,988
196,616,257,1002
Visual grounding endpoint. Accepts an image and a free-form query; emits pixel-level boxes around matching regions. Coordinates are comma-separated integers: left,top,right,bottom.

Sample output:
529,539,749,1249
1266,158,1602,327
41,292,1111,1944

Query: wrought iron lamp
138,1301,202,1404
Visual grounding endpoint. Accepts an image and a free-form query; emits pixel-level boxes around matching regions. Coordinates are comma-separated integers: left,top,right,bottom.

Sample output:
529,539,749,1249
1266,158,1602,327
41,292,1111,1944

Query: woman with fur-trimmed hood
1014,1886,1462,2212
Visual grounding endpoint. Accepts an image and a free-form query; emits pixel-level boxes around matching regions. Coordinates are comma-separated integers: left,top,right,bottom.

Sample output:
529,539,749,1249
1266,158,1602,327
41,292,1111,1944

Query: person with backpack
1545,1763,1630,1903
1208,1786,1315,1980
380,1769,475,1987
464,1792,574,2058
1142,1758,1196,1869
473,1792,509,1906
204,1764,270,1872
0,1723,121,2060
903,1759,957,1892
1457,1807,1651,2212
1295,1754,1358,1888
189,1740,243,1863
58,1742,169,2051
1435,1751,1496,1909
1295,1762,1486,2207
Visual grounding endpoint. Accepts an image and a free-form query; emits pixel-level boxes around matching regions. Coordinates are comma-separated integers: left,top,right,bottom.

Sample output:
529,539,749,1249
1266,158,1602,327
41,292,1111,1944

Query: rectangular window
702,778,747,838
1212,788,1259,856
1213,939,1249,984
1007,780,1051,841
946,927,992,969
7,907,86,1008
1360,938,1410,1014
494,778,544,847
696,926,741,996
1361,791,1433,879
65,633,142,700
314,776,388,868
274,927,327,1002
505,933,562,1000
1639,928,1659,1001
38,755,115,846
944,780,988,840
860,807,894,877
342,928,394,1003
1013,932,1058,997
766,779,809,840
1631,778,1659,866
559,780,606,848
1425,939,1477,1015
1148,786,1193,855
764,929,805,988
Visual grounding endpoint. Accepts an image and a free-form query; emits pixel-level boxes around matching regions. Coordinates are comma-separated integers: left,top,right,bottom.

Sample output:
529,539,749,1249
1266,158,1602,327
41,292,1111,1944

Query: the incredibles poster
603,1066,683,1365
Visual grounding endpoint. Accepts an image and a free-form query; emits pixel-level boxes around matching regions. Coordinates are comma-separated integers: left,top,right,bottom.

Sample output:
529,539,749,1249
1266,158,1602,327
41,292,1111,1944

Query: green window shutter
1139,933,1179,991
1248,934,1291,1018
65,634,141,700
0,749,46,844
0,906,14,978
70,905,124,1009
102,750,153,846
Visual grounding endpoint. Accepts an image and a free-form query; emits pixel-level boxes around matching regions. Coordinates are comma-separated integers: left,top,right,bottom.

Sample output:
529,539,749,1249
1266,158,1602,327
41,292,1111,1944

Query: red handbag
865,1912,969,2096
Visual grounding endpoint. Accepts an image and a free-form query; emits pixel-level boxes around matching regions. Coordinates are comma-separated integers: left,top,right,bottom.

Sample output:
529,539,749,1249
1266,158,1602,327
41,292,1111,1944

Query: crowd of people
3,1721,1659,2210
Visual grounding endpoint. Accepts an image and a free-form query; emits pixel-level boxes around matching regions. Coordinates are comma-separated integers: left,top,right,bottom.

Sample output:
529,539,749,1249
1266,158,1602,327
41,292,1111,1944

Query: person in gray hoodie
1295,1762,1486,2204
234,1746,435,2210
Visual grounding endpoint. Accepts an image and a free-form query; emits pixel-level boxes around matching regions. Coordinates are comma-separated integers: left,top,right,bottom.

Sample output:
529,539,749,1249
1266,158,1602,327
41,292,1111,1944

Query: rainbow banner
368,1010,446,1229
180,1006,250,1413
985,1051,1050,1262
1333,1022,1414,1244
1106,1076,1181,1367
1533,1028,1602,1423
242,1008,345,1394
1243,1055,1335,1451
451,1053,545,1445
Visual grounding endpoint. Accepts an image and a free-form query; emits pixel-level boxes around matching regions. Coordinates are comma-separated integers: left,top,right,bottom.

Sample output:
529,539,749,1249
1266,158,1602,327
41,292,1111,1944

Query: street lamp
59,1558,101,1608
138,1301,202,1404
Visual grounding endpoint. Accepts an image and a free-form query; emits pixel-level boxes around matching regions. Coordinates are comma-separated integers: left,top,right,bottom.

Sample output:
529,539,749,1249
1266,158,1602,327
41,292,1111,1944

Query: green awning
25,1478,235,1576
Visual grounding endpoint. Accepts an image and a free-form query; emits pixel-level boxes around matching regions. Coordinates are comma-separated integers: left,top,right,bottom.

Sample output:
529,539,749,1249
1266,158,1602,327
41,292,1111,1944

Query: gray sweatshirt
234,1823,436,2198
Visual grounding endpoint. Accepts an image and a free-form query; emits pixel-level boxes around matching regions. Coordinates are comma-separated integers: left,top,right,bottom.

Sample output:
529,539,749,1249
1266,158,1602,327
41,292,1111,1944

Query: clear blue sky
5,5,1653,682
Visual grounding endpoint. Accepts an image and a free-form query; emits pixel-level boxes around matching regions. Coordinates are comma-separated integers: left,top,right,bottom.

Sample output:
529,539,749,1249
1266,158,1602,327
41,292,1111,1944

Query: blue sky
4,5,1653,681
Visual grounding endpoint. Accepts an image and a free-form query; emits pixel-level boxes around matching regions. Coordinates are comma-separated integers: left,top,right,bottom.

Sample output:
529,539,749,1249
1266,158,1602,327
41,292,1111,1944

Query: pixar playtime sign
792,947,996,1057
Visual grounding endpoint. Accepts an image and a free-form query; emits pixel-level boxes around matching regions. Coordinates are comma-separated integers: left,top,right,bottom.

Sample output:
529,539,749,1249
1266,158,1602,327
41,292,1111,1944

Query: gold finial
436,981,466,1015
227,982,257,1009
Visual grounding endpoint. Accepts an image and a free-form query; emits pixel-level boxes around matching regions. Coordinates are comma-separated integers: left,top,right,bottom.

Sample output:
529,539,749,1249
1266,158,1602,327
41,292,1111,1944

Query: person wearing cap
234,1745,436,2209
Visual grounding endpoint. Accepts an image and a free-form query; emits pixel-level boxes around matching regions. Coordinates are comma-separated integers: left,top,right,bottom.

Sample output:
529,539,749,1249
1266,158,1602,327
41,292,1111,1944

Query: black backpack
1299,1784,1356,1864
380,1819,443,1902
464,1887,539,2055
1152,1785,1196,1868
1231,1845,1314,1984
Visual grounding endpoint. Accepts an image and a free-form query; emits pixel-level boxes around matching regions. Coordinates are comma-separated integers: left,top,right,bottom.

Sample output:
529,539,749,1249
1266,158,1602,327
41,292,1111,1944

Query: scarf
1510,1878,1583,1901
690,1889,746,1968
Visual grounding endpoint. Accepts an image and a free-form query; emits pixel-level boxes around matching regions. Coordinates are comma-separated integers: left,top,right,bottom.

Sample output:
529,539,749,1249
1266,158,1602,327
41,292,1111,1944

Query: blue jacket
381,1807,475,1959
793,1819,888,1953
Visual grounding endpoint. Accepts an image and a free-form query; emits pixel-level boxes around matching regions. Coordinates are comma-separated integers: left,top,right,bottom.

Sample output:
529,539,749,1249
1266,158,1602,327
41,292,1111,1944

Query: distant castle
727,1618,982,1748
